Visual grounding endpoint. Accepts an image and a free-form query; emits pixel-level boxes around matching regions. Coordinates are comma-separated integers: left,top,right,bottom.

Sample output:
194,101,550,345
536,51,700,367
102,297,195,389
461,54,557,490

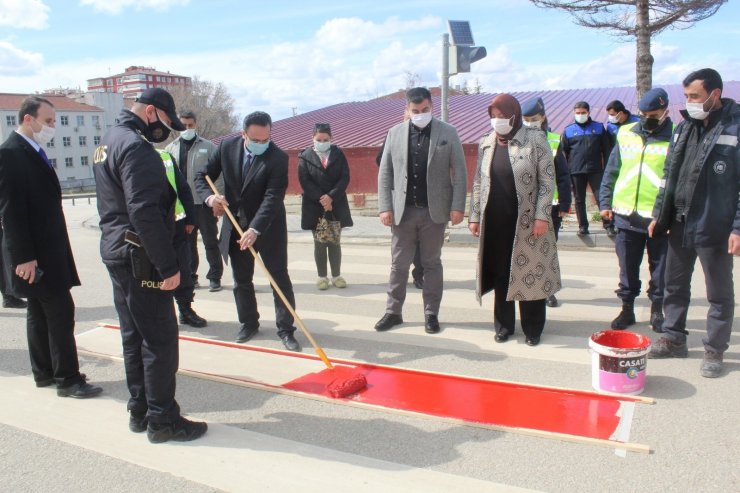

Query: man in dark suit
195,111,300,352
0,96,101,398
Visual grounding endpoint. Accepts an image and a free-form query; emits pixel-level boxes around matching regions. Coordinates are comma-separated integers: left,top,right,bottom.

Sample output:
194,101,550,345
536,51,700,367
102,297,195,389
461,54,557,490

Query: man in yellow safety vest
599,88,673,332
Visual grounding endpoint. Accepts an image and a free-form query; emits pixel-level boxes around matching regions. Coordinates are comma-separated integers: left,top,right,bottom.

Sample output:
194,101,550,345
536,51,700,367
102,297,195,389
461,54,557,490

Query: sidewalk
83,211,616,249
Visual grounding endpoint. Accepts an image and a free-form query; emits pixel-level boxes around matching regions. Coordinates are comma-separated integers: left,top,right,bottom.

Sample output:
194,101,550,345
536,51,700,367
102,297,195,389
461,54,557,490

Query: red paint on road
283,365,623,440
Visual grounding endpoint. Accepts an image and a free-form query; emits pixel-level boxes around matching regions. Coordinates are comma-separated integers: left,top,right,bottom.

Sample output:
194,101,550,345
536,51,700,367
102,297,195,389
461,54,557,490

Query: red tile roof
215,82,740,150
0,93,103,112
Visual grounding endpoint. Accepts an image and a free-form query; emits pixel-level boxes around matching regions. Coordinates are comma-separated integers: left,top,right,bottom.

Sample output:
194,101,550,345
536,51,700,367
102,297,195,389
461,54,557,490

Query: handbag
313,212,341,245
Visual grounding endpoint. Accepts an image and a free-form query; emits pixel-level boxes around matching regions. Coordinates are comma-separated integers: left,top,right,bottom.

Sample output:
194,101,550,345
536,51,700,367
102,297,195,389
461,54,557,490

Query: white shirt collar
15,130,40,152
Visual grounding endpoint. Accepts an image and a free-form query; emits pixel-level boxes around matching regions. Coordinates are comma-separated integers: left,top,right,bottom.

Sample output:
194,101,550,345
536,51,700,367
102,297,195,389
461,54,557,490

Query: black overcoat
297,145,353,231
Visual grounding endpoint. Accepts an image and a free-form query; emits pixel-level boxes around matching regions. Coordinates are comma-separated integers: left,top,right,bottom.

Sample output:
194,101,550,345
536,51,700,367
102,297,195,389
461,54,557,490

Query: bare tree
168,76,239,140
403,70,422,89
529,0,727,98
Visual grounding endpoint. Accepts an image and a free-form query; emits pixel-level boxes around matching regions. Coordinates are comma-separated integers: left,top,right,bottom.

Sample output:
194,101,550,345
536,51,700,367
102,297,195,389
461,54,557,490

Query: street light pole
441,33,450,123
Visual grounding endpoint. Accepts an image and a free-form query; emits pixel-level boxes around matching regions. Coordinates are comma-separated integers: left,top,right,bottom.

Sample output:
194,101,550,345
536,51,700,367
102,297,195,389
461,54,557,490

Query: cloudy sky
1,0,739,120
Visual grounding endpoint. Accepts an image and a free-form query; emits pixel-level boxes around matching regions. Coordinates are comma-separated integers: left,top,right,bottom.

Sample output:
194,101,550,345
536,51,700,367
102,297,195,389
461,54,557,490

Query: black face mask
640,109,668,133
143,111,172,143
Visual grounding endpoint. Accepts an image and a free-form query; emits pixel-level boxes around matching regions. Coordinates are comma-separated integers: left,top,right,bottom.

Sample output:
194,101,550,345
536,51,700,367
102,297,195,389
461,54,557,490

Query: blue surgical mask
314,140,331,153
247,140,270,156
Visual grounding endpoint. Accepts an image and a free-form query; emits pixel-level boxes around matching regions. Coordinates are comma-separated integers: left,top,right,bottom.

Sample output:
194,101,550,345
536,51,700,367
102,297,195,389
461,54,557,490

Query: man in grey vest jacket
376,87,467,334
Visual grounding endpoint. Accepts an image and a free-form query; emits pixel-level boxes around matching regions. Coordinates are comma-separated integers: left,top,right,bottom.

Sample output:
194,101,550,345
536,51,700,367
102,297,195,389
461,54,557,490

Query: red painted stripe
99,323,628,440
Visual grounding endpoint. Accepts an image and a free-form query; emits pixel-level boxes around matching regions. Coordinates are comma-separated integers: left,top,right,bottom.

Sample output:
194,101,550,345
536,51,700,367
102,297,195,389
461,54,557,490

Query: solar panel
448,20,474,46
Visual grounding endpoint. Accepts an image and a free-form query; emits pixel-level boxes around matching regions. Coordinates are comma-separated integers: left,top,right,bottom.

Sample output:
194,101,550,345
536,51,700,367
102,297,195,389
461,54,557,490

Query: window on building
49,158,57,168
6,115,17,126
63,137,71,147
107,79,113,86
92,115,100,127
80,156,89,166
64,157,74,167
79,136,87,146
93,136,101,145
46,138,55,148
60,115,69,126
76,115,84,126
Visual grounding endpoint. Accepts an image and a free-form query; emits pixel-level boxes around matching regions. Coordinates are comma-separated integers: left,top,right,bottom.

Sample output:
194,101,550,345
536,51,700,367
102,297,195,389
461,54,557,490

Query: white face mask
685,92,715,120
607,114,619,124
574,114,589,124
32,119,55,146
491,118,513,135
181,128,196,140
522,119,543,129
409,112,432,129
314,140,331,153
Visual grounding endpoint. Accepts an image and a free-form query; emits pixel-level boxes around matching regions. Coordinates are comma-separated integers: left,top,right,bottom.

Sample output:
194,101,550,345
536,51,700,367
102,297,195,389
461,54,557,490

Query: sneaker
332,276,347,288
649,337,688,359
147,416,208,444
700,351,723,378
129,411,148,433
316,277,329,290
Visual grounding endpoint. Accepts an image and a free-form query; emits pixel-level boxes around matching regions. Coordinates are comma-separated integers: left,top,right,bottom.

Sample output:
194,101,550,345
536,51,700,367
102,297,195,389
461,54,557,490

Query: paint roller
204,175,367,398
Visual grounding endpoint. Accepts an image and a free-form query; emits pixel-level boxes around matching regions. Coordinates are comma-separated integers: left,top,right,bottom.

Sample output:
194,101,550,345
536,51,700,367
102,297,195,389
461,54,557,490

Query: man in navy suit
0,96,101,398
195,111,300,351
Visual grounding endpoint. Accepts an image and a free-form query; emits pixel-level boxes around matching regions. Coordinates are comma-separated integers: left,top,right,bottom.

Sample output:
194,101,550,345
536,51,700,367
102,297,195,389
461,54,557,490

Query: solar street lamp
441,20,487,122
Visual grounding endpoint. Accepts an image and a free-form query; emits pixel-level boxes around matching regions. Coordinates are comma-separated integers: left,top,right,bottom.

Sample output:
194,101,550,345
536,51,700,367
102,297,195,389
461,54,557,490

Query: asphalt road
0,199,737,492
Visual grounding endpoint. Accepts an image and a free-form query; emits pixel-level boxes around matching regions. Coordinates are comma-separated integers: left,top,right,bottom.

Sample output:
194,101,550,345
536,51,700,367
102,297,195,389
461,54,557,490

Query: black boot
611,301,635,330
3,295,28,309
650,301,664,333
178,303,207,328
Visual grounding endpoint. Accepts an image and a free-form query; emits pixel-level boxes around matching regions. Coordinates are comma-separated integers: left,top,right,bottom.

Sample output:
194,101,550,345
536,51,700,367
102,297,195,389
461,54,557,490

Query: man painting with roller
194,111,301,352
94,87,207,443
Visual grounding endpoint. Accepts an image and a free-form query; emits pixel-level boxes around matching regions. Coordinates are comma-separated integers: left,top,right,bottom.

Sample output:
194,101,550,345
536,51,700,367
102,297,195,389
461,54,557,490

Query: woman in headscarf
468,94,561,346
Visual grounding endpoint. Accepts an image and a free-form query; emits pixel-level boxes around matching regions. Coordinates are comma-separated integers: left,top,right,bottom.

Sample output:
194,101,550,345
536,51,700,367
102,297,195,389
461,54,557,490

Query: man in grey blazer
376,87,467,333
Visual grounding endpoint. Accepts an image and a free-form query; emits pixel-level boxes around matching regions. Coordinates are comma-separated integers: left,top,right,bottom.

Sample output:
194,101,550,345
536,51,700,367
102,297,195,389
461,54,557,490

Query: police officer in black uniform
94,88,207,443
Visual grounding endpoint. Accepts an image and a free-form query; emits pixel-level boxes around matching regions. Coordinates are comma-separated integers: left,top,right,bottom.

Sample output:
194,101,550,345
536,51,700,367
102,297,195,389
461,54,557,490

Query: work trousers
386,207,446,316
614,227,667,304
661,222,735,353
190,204,223,282
174,223,195,306
572,172,612,231
228,229,296,338
26,289,83,387
107,264,180,424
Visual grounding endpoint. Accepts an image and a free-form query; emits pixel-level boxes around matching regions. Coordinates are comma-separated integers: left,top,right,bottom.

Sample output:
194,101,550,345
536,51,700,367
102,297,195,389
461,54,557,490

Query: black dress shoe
413,278,423,289
577,227,590,237
546,294,558,308
36,373,87,388
179,307,207,328
374,313,403,332
208,280,222,292
494,331,511,343
129,411,148,433
236,324,259,343
280,333,301,352
147,417,208,444
606,226,617,238
57,381,103,398
424,314,441,334
2,295,27,309
192,280,200,289
525,336,541,347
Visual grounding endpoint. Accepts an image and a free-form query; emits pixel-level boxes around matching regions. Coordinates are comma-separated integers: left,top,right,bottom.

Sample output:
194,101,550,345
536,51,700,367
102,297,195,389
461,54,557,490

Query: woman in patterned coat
468,94,562,346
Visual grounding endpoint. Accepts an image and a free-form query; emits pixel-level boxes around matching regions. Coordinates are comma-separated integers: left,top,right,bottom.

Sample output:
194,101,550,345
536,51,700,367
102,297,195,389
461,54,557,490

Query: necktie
242,152,253,183
38,147,52,169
